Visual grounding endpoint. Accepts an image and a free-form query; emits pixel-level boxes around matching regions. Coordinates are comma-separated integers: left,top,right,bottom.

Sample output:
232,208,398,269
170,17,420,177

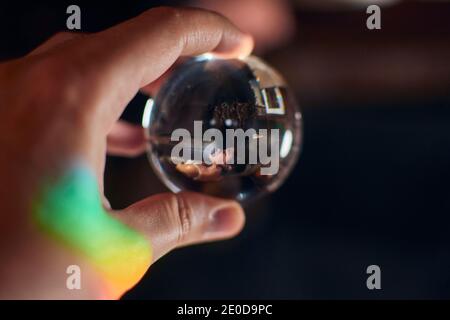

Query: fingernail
207,206,240,235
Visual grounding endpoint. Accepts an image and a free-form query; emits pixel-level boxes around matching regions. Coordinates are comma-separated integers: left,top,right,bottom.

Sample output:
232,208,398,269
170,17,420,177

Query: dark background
2,0,450,299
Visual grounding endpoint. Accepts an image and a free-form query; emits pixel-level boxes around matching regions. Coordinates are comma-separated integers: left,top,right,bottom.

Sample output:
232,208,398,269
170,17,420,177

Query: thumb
112,192,245,262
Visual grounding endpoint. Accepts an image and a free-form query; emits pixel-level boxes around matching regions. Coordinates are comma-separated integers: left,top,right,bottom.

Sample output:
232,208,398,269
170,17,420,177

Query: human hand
0,7,253,299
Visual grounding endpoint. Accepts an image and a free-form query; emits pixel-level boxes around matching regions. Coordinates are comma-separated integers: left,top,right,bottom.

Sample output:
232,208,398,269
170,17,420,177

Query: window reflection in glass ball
142,55,302,202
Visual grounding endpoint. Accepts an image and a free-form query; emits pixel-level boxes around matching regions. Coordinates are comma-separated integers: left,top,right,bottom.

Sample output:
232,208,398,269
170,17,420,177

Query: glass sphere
142,55,302,202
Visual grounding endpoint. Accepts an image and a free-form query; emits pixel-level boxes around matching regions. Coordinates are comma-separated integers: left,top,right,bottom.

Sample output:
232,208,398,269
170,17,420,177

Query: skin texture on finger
32,163,244,297
33,163,152,299
28,32,85,56
44,7,253,133
92,7,254,87
114,192,245,263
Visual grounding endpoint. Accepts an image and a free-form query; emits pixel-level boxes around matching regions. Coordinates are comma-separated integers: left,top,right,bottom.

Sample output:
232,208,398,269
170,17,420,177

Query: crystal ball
142,55,302,202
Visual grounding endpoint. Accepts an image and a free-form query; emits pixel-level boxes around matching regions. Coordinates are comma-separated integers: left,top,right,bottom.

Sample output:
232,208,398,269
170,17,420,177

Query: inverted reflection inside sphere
142,55,302,202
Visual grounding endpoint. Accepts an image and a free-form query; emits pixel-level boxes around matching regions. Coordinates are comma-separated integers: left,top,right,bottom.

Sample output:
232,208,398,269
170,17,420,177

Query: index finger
45,7,254,130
